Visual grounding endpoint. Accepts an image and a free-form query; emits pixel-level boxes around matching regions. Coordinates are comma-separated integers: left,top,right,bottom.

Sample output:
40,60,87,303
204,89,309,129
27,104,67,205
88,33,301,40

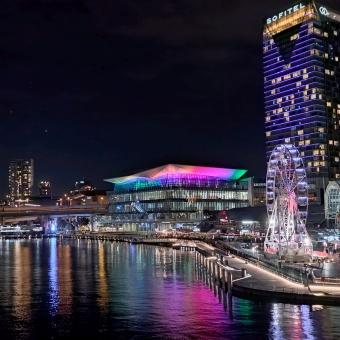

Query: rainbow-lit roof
104,164,247,184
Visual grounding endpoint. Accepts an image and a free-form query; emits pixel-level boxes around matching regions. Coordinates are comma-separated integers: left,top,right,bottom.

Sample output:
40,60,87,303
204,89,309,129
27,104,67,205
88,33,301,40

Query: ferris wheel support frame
264,144,312,262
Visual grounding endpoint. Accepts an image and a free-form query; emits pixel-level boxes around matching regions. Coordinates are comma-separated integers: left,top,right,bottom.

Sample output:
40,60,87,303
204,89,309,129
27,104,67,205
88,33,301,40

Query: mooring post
227,271,233,293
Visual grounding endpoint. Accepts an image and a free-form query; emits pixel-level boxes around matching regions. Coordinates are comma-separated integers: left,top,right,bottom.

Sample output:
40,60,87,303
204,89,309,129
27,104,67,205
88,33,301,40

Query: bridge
0,205,108,230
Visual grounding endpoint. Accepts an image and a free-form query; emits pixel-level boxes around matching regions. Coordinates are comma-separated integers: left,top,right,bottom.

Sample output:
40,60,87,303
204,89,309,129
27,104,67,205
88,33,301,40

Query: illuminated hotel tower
263,1,340,203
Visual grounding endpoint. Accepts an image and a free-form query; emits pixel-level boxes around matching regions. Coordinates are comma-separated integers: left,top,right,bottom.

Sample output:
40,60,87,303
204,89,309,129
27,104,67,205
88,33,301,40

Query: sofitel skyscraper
263,1,340,204
8,159,34,202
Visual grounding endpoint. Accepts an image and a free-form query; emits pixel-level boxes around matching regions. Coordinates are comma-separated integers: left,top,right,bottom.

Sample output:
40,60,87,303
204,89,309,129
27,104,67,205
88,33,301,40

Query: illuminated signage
266,3,305,25
319,6,329,16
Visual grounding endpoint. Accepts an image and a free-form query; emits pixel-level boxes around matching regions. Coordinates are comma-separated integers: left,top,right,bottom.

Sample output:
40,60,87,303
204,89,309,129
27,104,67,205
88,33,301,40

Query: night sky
1,0,339,196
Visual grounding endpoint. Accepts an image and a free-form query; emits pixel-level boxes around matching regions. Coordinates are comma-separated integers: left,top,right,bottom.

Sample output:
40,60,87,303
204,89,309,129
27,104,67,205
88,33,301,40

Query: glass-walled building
105,164,250,232
263,1,340,204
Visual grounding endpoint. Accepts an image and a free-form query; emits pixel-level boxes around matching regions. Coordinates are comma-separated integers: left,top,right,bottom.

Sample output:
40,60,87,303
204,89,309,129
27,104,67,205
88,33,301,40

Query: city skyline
1,0,339,197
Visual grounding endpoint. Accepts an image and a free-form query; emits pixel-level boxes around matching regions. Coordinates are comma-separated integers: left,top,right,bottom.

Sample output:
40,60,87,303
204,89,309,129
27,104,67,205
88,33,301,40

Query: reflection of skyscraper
263,2,340,204
8,159,34,201
38,181,51,197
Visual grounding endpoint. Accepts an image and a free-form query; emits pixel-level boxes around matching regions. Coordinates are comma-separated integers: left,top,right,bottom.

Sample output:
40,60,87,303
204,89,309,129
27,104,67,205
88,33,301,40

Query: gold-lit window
305,140,310,145
303,74,308,79
324,32,328,37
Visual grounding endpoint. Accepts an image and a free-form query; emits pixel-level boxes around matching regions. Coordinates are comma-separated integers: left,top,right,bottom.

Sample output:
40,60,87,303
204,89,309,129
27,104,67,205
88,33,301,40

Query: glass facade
263,1,340,203
108,174,249,220
106,165,251,231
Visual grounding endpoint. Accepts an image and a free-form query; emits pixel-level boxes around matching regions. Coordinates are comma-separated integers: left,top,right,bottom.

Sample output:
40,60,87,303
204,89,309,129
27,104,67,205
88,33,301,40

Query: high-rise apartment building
263,1,340,203
8,159,34,201
38,181,51,197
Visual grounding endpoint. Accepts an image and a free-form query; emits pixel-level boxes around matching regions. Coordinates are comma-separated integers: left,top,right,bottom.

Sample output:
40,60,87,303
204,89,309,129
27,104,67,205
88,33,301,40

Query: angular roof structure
104,164,247,184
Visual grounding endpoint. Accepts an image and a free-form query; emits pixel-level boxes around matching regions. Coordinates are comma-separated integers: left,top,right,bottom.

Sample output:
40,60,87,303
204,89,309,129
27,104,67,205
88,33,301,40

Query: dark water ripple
0,238,339,339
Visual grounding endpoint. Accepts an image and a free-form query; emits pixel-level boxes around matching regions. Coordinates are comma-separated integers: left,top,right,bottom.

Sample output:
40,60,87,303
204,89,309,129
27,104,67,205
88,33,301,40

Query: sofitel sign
266,3,305,25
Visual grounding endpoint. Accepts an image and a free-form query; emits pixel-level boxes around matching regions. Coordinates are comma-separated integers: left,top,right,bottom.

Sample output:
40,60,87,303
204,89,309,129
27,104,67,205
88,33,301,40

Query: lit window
330,140,334,145
325,53,329,58
319,95,323,99
272,79,276,84
308,162,312,166
296,82,301,86
301,151,305,156
266,132,271,137
335,31,338,36
290,33,299,40
303,91,308,96
313,150,319,155
311,94,316,99
284,112,289,117
298,130,304,135
271,89,275,94
305,140,310,145
331,71,335,76
286,118,290,122
265,117,270,122
303,69,307,74
320,144,325,150
303,74,308,79
277,98,282,103
325,69,330,75
285,138,290,143
299,141,305,146
335,141,339,146
284,74,291,80
324,32,328,37
327,102,332,107
335,157,339,162
336,56,339,62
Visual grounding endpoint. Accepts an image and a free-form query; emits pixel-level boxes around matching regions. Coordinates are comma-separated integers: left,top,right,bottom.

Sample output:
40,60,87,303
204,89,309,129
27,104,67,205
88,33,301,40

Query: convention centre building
104,164,266,232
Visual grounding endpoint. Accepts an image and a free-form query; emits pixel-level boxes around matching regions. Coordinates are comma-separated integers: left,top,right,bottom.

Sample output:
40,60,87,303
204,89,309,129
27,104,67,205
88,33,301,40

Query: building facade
263,1,340,203
8,159,34,202
105,164,251,232
38,181,51,197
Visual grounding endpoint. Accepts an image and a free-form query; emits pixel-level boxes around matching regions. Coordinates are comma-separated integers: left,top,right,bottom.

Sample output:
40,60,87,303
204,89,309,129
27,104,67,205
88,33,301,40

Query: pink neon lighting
105,164,247,184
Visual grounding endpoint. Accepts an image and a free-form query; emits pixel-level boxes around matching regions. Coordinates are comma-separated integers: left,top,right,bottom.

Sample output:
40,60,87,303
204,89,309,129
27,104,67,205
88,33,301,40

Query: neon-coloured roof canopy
104,164,247,184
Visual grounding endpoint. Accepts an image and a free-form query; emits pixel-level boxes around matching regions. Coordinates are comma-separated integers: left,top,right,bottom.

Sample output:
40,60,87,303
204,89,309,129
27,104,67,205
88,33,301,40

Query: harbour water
0,238,339,339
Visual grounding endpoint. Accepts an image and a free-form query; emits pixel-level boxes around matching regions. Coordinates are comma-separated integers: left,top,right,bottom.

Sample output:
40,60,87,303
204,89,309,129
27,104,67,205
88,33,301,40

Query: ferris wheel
264,144,312,262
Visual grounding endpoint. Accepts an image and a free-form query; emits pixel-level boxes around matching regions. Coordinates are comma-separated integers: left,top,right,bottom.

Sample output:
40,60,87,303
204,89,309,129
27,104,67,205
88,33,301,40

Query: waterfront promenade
195,242,340,305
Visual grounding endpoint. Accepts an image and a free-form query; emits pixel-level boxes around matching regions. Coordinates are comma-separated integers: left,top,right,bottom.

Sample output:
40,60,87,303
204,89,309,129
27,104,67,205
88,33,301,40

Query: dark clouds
0,0,338,196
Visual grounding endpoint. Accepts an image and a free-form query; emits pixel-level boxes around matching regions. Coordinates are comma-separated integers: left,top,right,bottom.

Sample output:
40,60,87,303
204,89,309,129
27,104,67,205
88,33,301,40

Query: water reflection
0,239,339,339
49,238,59,316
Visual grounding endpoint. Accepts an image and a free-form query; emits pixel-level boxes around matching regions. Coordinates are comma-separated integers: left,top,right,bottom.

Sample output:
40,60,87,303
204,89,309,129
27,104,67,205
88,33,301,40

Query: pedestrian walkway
196,243,340,302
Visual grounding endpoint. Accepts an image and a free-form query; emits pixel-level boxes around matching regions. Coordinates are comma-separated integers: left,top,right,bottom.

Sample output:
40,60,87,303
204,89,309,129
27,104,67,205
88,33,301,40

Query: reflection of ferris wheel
264,144,312,261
